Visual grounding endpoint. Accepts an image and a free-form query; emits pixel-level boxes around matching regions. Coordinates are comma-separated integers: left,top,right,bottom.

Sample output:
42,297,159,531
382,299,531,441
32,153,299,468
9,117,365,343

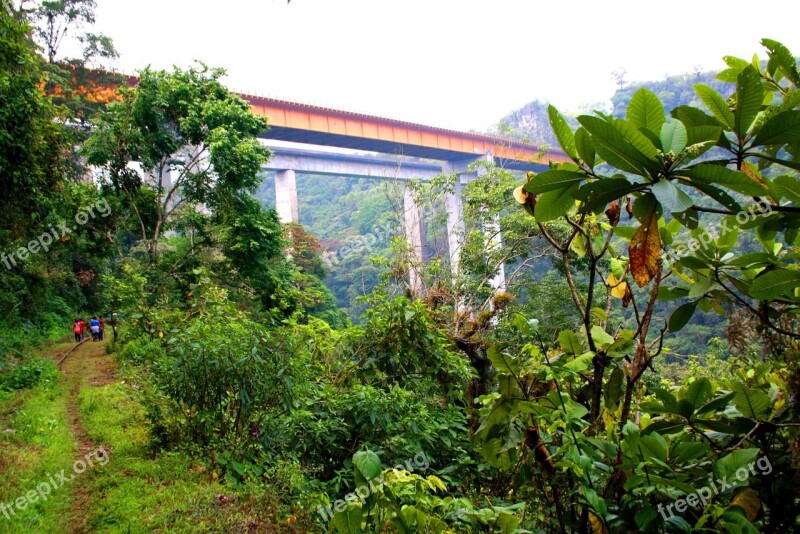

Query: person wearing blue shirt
89,316,101,342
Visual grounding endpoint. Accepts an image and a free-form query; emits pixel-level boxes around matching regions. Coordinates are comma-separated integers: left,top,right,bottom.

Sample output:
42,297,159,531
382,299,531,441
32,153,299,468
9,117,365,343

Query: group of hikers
72,316,105,343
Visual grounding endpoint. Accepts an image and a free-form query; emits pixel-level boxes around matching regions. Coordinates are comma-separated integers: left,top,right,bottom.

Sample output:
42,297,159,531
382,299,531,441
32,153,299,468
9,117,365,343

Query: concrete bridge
240,93,568,294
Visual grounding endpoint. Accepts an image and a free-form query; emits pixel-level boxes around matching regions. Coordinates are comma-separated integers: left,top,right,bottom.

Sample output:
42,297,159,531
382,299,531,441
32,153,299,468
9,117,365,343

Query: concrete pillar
275,169,299,224
484,210,507,293
403,183,424,295
442,160,471,278
475,155,507,293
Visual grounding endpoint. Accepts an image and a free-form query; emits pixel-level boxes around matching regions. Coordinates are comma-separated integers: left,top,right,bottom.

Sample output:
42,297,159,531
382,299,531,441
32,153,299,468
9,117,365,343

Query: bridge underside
260,127,549,172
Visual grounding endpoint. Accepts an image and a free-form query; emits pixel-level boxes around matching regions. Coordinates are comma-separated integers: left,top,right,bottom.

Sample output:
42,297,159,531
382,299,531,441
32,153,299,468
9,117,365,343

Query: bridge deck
242,94,567,171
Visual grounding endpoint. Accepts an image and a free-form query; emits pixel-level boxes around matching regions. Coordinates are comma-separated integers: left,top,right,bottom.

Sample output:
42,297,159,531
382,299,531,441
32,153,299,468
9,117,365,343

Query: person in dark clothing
98,316,105,341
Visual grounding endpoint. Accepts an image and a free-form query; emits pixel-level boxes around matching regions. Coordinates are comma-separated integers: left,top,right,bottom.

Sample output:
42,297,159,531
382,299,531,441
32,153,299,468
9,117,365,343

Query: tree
84,64,271,258
485,39,800,531
0,6,66,233
17,0,117,65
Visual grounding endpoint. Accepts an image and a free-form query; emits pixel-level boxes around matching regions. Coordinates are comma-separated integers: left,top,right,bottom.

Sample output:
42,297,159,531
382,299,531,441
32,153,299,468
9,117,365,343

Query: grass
77,382,318,532
0,379,76,532
0,340,320,533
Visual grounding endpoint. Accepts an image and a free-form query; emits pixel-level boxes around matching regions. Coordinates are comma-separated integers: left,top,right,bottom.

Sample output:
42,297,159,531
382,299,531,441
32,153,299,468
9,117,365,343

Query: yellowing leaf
606,273,628,298
570,234,587,258
730,487,760,522
588,512,608,534
513,185,527,204
629,210,661,287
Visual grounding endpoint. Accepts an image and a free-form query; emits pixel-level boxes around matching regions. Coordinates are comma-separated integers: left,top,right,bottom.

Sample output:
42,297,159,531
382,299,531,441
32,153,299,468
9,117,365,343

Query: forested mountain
497,68,733,145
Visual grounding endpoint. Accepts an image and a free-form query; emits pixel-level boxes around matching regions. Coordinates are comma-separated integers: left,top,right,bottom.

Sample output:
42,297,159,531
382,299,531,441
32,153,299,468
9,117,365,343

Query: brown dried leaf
605,200,620,226
625,197,633,219
629,209,661,287
622,284,633,308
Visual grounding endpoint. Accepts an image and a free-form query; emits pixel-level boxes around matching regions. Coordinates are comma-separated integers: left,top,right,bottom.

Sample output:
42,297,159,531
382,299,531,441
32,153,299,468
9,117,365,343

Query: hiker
73,319,82,342
78,318,86,341
90,316,100,342
98,316,105,341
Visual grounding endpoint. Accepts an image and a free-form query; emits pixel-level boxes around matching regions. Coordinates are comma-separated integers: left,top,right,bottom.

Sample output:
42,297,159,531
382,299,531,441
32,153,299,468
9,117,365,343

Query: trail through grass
0,339,316,533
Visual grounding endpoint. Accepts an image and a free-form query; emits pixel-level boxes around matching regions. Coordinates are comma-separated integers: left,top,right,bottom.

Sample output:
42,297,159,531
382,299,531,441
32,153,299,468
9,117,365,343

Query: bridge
239,93,567,294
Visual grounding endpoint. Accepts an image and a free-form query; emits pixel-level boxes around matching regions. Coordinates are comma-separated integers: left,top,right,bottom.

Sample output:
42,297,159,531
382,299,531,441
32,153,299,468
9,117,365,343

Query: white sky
89,0,800,132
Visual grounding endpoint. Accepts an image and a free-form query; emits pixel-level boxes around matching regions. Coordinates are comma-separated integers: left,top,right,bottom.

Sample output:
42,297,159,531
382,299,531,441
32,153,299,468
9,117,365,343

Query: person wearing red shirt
78,318,86,342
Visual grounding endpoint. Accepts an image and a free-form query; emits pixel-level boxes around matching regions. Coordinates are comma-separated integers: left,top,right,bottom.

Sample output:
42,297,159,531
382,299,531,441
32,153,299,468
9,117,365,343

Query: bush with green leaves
495,39,800,532
0,357,59,392
328,450,526,534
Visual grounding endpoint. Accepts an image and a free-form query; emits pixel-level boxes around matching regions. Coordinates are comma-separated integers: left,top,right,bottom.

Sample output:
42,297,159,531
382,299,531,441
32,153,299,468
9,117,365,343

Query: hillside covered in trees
1,2,799,532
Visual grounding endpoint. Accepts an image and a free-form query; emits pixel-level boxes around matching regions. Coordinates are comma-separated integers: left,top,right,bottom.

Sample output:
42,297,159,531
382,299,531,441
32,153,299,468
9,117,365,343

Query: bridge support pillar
477,156,506,294
443,160,471,279
443,156,506,294
403,184,424,296
275,169,299,224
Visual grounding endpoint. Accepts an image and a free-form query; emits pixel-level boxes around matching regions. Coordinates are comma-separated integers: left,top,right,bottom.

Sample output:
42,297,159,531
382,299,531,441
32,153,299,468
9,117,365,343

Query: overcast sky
90,0,800,132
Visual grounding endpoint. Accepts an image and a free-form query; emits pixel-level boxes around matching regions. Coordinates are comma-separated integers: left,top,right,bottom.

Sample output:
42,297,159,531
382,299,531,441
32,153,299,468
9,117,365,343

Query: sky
87,0,800,132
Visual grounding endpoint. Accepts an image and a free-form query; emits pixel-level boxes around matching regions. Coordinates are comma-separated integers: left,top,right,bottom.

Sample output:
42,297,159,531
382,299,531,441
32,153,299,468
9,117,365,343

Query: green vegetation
1,3,799,531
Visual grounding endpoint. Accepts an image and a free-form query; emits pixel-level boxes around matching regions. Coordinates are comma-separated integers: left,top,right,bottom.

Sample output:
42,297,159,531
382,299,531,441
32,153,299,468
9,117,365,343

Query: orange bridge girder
240,93,569,170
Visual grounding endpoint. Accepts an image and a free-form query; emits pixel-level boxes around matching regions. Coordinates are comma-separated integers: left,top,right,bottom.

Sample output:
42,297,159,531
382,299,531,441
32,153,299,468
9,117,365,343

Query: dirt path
47,338,117,533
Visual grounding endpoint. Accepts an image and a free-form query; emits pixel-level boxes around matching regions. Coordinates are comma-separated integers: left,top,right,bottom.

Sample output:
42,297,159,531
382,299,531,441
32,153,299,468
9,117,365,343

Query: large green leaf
578,115,650,175
718,55,751,83
748,269,800,299
696,391,736,416
558,330,584,355
672,105,723,128
672,441,709,464
762,38,800,86
487,345,520,376
353,450,382,482
713,448,761,487
753,110,800,147
695,84,735,129
679,164,768,196
660,120,688,154
332,505,364,534
735,66,764,136
679,377,713,411
668,301,697,332
574,127,596,168
627,87,666,134
548,105,578,161
614,118,660,161
564,352,594,373
680,179,742,212
651,179,694,214
589,325,614,350
523,170,585,194
573,178,639,214
682,125,723,162
773,174,800,202
731,382,772,419
534,184,578,222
